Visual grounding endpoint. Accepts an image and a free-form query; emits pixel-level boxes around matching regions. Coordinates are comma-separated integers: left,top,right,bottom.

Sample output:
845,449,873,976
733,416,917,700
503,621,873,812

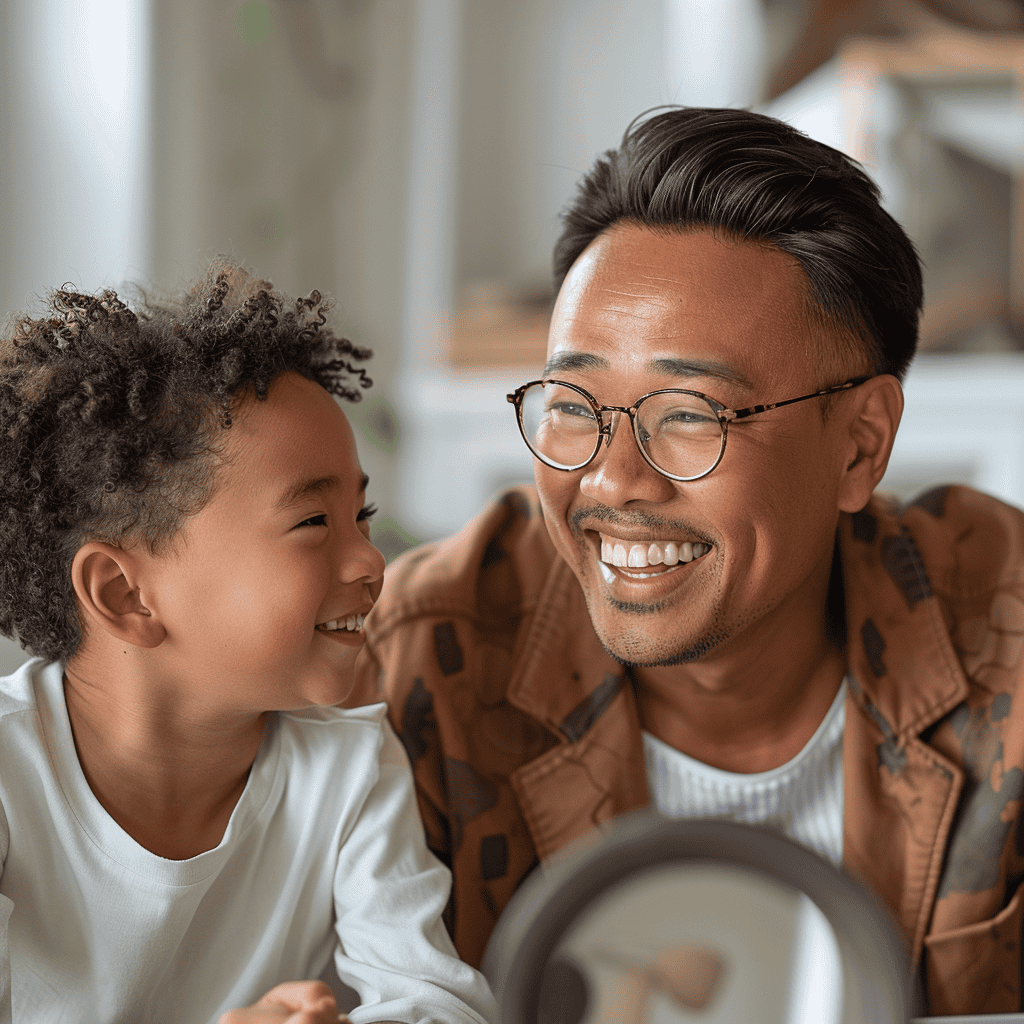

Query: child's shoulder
274,701,395,769
280,700,388,733
0,657,54,721
267,703,401,815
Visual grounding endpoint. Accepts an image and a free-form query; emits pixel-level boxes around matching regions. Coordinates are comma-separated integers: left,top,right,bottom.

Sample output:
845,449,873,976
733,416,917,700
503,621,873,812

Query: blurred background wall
1,0,1023,673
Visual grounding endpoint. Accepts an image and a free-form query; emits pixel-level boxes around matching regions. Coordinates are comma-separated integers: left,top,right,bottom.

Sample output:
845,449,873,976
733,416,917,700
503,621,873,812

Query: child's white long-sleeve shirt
0,659,496,1024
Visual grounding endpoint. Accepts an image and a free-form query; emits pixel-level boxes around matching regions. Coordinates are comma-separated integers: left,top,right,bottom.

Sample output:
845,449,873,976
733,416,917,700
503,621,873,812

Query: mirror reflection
547,864,842,1024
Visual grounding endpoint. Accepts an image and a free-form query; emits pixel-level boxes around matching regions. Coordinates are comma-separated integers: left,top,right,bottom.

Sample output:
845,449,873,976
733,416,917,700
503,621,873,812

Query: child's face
141,371,386,713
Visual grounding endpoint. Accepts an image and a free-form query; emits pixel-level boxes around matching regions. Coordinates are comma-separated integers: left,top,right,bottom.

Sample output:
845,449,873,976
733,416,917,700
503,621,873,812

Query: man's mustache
569,505,714,545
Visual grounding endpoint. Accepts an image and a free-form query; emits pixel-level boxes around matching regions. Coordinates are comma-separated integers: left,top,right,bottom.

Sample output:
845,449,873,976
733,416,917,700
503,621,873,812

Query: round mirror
482,814,920,1024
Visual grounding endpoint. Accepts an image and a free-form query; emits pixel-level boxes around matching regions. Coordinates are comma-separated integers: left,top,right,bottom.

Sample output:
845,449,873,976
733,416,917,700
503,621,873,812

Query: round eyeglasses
507,376,872,482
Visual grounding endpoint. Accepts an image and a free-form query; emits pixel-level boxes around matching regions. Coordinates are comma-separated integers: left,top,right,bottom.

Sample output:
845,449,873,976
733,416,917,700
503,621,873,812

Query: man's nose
579,411,677,508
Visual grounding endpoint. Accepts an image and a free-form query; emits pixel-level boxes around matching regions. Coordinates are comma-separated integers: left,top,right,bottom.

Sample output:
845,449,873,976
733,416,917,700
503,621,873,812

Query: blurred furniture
837,24,1024,347
447,282,551,368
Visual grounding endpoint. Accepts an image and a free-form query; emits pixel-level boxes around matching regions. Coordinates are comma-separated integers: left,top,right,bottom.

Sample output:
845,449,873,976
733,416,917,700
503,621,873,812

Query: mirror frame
482,812,921,1024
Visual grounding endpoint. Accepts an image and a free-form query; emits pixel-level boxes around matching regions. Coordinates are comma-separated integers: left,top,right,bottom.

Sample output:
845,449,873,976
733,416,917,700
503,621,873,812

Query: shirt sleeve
1,798,11,1024
332,719,497,1024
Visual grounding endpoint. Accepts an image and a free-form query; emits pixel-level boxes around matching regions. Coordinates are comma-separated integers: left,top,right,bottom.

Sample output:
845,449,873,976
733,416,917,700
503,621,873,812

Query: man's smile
598,533,713,569
585,529,715,587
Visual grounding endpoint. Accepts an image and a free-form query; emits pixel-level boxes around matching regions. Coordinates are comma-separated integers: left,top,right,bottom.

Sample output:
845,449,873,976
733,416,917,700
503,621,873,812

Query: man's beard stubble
595,593,730,668
568,503,731,667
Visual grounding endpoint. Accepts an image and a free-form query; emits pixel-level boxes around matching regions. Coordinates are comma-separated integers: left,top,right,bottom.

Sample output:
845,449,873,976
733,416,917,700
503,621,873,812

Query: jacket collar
840,491,969,742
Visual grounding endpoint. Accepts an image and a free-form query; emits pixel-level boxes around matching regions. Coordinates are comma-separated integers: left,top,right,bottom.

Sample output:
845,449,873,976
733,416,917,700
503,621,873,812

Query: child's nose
340,529,386,586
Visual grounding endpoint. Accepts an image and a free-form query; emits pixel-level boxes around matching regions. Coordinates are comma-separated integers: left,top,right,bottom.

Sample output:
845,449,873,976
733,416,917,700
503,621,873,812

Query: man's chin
594,623,727,668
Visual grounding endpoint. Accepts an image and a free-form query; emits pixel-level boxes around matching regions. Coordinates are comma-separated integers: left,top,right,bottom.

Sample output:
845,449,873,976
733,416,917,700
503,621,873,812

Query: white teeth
318,614,365,633
597,533,712,573
598,560,616,584
627,543,648,568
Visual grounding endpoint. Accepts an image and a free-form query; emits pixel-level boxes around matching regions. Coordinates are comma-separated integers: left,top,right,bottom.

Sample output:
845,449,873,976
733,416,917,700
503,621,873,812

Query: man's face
535,224,855,667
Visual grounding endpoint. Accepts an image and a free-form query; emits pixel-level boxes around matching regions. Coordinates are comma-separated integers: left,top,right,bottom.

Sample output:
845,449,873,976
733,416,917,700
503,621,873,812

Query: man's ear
837,374,904,514
71,542,167,649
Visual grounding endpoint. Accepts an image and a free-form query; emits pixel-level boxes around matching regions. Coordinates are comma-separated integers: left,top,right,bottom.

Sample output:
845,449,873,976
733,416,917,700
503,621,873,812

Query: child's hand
218,980,348,1024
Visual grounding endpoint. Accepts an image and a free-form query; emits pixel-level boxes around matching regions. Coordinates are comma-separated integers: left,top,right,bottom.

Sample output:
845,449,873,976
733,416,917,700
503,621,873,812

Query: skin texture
215,976,403,1024
535,224,903,773
63,370,385,858
217,980,344,1024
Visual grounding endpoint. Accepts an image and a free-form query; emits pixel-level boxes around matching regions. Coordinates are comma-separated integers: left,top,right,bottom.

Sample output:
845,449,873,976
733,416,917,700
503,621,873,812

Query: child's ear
71,542,167,649
837,375,904,514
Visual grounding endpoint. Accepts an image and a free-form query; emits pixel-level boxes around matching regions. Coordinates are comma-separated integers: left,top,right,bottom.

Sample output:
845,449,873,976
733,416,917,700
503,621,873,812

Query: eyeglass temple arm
726,376,873,421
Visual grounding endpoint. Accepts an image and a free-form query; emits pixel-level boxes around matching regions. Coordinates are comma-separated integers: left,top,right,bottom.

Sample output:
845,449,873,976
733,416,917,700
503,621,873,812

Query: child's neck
62,650,266,861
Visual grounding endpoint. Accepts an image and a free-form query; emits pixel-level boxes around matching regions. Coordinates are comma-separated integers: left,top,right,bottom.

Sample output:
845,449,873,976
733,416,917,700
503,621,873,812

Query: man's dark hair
554,106,923,381
0,261,372,663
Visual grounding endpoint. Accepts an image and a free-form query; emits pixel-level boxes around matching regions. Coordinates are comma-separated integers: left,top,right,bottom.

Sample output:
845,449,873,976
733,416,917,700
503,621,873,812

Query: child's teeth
319,615,366,632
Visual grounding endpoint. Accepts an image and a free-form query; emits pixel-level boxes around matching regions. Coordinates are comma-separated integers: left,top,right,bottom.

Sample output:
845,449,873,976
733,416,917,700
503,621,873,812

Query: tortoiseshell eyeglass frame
506,375,873,482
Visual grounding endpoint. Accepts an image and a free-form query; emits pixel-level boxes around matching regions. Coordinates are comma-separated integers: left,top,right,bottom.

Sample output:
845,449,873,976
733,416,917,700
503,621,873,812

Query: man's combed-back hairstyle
0,261,372,663
554,106,923,381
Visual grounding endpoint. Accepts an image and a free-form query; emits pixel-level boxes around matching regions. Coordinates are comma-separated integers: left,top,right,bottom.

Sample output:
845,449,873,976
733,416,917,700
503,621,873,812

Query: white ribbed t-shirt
642,679,847,865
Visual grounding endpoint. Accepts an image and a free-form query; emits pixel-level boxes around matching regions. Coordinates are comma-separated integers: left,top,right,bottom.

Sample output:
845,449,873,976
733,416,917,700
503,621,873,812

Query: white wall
0,0,151,318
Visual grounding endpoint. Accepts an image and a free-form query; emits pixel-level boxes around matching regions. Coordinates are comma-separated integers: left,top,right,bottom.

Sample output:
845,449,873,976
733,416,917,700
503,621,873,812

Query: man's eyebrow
542,351,753,390
275,473,369,511
542,352,610,376
648,358,754,390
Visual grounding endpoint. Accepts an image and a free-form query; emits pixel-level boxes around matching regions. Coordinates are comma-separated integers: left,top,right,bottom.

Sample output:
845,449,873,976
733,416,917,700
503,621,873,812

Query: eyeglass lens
518,381,725,479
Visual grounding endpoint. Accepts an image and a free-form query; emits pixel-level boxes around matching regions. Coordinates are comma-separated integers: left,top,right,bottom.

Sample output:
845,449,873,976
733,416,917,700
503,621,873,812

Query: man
356,107,1024,1016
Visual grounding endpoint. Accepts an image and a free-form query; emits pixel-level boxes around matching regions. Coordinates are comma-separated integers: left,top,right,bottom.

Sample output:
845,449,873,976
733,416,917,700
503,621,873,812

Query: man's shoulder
893,484,1024,588
369,485,555,632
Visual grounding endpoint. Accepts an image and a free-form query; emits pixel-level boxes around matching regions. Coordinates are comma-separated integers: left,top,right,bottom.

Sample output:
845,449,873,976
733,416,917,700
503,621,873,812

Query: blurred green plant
370,515,421,564
238,2,272,46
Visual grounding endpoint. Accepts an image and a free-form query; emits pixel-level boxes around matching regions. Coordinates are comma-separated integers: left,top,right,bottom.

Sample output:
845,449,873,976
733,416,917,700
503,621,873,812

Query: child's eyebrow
275,473,369,511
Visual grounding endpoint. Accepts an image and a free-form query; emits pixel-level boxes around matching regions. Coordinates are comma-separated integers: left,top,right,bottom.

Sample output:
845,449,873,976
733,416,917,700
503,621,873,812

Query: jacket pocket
923,880,1023,1015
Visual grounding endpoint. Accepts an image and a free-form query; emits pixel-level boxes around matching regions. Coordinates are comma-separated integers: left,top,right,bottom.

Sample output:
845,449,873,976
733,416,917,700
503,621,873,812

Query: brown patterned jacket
352,483,1024,1016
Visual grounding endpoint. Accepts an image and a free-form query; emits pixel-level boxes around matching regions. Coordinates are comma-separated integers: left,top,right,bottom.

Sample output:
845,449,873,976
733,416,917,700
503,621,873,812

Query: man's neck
62,647,266,860
630,624,847,775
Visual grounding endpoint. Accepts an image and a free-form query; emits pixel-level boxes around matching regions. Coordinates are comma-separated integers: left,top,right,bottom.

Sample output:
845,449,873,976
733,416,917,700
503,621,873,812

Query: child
0,266,496,1024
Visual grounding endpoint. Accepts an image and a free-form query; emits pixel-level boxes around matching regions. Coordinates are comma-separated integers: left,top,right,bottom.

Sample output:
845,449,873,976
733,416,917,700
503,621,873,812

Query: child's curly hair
0,261,372,664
